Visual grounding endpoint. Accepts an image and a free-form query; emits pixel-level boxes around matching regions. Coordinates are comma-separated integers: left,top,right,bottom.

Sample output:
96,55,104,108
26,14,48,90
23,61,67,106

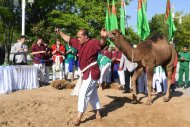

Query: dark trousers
111,64,114,82
14,62,27,65
0,46,5,65
124,70,134,91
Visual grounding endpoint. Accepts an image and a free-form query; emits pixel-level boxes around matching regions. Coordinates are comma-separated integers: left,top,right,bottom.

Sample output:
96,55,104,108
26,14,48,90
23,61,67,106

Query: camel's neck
114,35,140,62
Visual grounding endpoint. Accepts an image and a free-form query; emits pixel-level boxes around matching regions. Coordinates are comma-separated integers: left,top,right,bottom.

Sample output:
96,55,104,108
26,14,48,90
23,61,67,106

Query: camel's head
106,29,122,41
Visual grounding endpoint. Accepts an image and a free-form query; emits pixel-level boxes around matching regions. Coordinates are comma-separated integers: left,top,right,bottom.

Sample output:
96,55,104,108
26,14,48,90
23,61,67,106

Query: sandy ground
0,83,190,127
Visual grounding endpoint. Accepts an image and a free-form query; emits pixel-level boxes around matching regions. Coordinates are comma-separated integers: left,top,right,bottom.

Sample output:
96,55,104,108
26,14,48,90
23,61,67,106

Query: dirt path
0,86,190,127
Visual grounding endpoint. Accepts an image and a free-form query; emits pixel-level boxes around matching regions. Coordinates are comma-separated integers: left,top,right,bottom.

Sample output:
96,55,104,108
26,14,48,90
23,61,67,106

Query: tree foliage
149,13,190,51
0,0,20,63
174,14,190,51
125,27,140,45
149,14,168,38
47,0,105,38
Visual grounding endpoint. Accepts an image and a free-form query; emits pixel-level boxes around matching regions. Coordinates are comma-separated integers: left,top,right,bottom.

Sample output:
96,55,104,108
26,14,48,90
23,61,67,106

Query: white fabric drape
0,66,14,94
0,65,39,94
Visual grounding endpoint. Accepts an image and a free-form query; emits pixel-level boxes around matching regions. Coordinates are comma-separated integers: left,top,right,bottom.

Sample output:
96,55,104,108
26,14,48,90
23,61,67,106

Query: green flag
110,0,118,30
105,0,114,47
137,0,150,40
143,0,147,11
165,0,176,41
120,0,125,35
105,0,111,31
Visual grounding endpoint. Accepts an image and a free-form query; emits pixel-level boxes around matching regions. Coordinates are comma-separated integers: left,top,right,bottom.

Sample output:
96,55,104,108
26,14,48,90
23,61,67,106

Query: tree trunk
0,45,5,65
4,45,11,64
4,20,13,64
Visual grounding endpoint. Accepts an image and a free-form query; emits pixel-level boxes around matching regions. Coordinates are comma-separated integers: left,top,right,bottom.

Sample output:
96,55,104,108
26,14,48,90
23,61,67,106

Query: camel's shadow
81,95,132,124
153,90,183,103
138,90,184,103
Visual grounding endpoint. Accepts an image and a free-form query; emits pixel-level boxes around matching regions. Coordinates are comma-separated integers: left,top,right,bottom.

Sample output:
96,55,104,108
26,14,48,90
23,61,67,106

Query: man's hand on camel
100,28,107,38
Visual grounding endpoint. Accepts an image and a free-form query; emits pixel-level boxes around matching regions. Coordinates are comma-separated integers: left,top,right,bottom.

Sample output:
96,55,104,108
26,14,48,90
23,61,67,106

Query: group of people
9,28,190,126
10,34,137,91
11,35,78,85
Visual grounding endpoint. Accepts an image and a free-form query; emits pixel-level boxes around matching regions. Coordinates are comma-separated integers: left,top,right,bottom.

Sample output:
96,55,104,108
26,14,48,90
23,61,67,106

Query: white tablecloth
0,65,39,94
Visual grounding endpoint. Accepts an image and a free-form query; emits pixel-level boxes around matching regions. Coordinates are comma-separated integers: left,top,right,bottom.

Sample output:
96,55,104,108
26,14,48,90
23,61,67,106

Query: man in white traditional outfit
55,28,107,126
152,66,167,94
97,53,112,90
119,53,137,92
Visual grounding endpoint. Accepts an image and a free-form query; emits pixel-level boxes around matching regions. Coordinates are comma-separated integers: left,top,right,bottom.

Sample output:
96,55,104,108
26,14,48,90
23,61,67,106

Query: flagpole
21,0,26,35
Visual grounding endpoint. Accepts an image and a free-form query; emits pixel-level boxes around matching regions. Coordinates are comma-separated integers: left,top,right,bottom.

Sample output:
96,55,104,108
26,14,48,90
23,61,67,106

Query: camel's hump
138,35,167,49
149,35,167,43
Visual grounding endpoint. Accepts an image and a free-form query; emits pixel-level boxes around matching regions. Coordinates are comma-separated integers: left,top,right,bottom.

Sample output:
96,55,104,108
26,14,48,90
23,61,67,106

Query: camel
106,30,177,105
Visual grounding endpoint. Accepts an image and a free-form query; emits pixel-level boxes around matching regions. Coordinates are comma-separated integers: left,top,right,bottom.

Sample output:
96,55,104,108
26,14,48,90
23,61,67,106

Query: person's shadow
81,95,132,124
101,95,132,117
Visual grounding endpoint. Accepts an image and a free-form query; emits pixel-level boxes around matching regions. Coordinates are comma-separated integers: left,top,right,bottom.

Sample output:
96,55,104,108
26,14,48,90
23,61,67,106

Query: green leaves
174,14,190,51
47,0,105,37
149,14,168,37
149,13,190,51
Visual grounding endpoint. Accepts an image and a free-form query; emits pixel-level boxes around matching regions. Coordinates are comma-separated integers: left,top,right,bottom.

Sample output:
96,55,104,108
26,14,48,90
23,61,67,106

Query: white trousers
106,68,111,83
99,63,111,84
118,70,125,86
153,81,162,93
44,66,50,83
65,63,69,75
78,73,101,113
52,62,64,80
152,72,167,93
33,63,45,82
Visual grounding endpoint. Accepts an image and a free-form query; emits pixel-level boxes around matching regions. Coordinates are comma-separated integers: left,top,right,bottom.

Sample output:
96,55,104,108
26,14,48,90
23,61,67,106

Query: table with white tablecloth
0,65,39,94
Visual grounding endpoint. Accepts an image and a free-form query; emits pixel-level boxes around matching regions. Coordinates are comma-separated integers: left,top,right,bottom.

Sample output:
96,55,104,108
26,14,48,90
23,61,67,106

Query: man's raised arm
55,28,70,43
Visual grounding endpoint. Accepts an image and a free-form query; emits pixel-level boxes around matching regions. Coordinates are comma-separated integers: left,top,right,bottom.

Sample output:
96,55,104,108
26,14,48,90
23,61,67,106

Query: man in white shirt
119,53,137,93
11,36,28,65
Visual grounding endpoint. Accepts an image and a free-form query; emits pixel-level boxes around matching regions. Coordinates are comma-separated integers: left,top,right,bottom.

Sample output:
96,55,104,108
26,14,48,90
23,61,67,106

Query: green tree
149,14,168,37
174,14,190,51
47,0,105,38
0,0,135,63
149,13,190,51
125,27,140,45
0,0,20,64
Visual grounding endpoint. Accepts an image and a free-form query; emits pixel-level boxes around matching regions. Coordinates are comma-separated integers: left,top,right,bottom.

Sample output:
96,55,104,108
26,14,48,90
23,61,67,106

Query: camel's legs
163,70,172,102
131,67,143,104
146,67,154,105
163,46,176,102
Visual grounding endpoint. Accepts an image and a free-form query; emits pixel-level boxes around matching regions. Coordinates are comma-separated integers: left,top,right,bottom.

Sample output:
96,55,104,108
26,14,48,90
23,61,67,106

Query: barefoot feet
72,118,80,126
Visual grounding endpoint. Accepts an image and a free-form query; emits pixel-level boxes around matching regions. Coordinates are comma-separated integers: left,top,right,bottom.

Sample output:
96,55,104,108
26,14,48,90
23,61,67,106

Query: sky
125,0,190,30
